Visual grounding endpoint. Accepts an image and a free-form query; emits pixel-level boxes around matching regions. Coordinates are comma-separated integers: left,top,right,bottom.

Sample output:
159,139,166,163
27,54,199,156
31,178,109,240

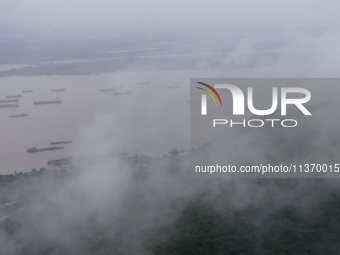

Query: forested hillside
1,157,340,255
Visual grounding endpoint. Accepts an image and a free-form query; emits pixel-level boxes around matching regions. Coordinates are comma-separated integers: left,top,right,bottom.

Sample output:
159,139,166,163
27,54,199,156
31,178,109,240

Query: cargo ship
186,99,200,104
34,99,61,105
47,157,72,166
0,99,19,103
23,90,33,93
113,90,132,96
0,103,19,108
167,85,181,89
100,88,116,92
52,89,65,92
137,81,150,85
8,114,28,117
6,94,22,98
26,146,64,152
50,141,73,145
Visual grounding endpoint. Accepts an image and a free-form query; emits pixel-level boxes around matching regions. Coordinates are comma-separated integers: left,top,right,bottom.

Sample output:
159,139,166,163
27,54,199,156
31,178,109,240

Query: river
0,71,196,174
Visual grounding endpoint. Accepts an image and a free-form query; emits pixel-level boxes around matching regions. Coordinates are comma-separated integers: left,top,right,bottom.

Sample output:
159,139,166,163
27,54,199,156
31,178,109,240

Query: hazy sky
0,0,339,31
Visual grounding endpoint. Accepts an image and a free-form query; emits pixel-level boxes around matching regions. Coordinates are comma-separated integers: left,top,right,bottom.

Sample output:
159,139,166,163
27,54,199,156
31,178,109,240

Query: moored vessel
167,85,181,89
26,146,64,152
0,103,19,108
113,90,132,96
34,99,61,105
137,81,150,85
8,114,28,117
50,141,73,145
47,157,72,166
100,88,116,92
6,94,22,98
0,99,19,103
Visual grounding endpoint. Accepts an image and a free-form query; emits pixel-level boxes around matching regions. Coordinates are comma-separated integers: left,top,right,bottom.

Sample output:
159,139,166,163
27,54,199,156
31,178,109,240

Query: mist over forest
1,0,340,254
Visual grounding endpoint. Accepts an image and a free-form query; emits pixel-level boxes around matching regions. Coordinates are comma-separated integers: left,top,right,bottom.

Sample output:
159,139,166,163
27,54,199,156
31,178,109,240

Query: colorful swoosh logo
196,82,222,106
